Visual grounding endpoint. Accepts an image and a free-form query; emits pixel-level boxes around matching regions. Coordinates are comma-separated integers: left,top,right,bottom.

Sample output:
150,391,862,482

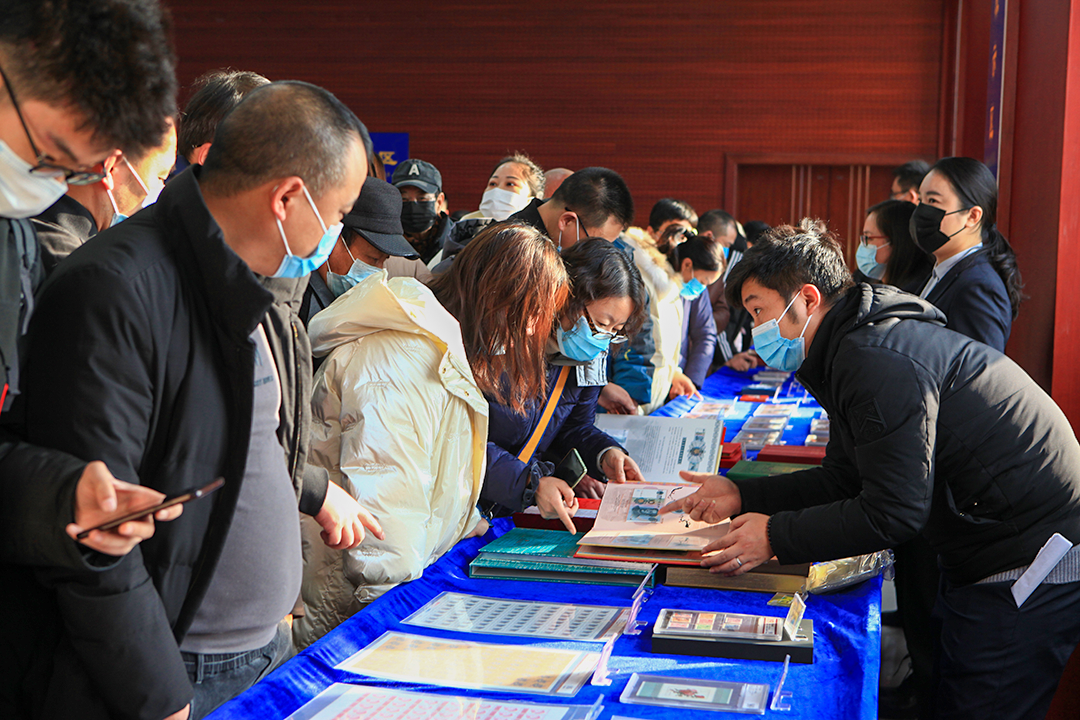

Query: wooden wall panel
729,161,899,265
166,0,944,227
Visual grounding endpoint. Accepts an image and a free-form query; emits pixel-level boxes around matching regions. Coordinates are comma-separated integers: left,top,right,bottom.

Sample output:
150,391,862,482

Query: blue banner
370,132,409,182
984,0,1007,178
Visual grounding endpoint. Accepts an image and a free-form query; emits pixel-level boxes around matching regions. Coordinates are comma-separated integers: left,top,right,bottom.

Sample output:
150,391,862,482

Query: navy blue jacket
680,292,718,387
484,360,624,516
924,248,1011,352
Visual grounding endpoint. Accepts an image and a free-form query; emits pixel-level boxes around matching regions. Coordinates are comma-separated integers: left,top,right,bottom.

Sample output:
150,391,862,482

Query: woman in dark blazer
910,157,1022,353
479,239,649,529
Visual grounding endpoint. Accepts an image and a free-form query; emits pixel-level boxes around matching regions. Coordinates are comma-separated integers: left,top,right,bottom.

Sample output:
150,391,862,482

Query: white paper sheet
594,415,724,480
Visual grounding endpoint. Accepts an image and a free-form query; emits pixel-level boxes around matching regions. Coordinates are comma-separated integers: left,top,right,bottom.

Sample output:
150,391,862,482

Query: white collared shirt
920,243,983,299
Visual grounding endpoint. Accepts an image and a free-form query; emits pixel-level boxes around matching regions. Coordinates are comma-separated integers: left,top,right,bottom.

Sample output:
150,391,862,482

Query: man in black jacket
16,81,383,720
0,8,183,716
0,0,182,569
664,220,1080,720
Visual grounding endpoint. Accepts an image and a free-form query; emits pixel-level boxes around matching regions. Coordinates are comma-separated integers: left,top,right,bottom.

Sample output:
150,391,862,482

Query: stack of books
468,527,655,587
567,483,810,593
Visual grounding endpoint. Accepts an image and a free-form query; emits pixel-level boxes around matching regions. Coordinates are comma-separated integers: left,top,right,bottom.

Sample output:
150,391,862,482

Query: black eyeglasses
583,307,628,345
0,64,105,185
565,207,594,239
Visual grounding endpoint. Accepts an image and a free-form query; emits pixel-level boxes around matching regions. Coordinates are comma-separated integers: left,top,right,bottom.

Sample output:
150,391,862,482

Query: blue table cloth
209,368,880,720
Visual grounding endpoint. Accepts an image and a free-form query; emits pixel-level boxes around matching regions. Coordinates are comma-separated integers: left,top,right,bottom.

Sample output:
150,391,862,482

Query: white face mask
0,138,67,218
122,156,162,210
479,187,532,221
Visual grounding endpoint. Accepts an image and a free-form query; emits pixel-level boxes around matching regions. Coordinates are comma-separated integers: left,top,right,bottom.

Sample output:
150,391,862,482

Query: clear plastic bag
806,549,895,594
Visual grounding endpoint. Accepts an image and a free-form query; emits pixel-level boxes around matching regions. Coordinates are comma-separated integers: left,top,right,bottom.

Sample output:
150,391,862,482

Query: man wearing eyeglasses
0,3,179,562
0,1,178,717
31,120,178,275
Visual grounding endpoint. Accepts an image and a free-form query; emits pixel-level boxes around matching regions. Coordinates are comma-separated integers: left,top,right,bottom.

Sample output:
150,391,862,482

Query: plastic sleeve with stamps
619,672,769,714
286,684,602,720
655,608,784,642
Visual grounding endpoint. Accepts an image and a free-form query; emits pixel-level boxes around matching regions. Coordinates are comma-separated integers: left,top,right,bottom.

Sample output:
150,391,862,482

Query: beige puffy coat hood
295,272,487,648
621,228,685,413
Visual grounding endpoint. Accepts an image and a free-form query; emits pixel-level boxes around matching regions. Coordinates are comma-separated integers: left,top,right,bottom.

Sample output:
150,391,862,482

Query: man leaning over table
662,218,1080,720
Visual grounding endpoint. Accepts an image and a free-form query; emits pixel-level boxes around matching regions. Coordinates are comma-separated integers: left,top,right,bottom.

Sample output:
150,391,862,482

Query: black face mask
910,204,967,254
400,201,439,234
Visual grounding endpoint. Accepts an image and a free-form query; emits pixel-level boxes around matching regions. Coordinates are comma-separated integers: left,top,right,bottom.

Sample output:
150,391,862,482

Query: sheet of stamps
401,592,628,642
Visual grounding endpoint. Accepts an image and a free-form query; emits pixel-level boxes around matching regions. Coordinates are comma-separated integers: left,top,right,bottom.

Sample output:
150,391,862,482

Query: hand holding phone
73,477,224,542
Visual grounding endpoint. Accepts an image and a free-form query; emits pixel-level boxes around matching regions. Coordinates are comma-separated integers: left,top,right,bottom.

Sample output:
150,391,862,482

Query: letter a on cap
408,163,420,176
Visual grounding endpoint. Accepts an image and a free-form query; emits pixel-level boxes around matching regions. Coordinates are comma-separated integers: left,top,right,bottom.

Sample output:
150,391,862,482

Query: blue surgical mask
721,245,730,260
326,238,381,297
680,277,707,300
855,242,887,280
751,293,812,372
556,315,610,362
272,185,343,279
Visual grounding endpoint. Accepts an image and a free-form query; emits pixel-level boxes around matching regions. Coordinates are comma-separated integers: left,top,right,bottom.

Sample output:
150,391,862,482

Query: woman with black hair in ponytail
909,156,1022,352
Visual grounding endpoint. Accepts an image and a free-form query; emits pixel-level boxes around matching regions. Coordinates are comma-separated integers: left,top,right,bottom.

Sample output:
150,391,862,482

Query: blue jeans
183,620,294,720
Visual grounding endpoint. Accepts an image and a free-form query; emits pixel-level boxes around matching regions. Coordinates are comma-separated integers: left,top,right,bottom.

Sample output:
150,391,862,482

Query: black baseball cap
343,178,419,258
391,158,442,195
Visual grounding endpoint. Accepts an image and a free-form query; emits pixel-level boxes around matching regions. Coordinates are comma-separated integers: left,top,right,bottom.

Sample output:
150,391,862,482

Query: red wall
166,0,945,228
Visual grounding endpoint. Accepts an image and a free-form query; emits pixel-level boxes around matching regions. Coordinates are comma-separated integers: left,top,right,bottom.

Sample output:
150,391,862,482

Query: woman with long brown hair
296,222,568,647
446,236,648,530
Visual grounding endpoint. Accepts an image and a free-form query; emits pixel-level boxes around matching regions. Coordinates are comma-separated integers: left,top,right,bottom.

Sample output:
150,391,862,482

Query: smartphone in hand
553,449,587,489
75,477,225,540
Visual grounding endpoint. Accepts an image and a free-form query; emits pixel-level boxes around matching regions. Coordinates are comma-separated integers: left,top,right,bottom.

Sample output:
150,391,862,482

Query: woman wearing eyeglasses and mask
910,156,1022,352
855,199,932,293
480,238,649,531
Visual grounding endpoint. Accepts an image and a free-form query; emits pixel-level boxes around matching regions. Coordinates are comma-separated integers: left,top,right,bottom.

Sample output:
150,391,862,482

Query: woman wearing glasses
477,238,649,530
856,199,932,293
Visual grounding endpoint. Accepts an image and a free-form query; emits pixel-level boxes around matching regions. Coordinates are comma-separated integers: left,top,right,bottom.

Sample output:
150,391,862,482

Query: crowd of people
1,3,1079,720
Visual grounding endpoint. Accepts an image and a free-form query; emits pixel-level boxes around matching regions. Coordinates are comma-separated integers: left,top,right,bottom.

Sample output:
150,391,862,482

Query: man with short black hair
666,219,1080,720
32,120,177,274
542,167,635,247
698,209,739,259
646,198,697,247
19,81,383,720
177,70,270,169
0,0,182,563
891,160,931,203
433,167,634,273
